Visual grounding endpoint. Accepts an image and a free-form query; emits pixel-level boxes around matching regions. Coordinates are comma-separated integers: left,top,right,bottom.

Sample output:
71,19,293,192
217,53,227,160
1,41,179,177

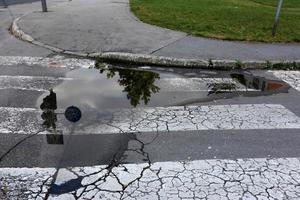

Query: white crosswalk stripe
0,75,256,92
77,104,300,133
1,157,300,200
1,104,300,135
271,70,300,91
0,167,56,200
0,75,73,91
0,56,95,69
156,77,256,91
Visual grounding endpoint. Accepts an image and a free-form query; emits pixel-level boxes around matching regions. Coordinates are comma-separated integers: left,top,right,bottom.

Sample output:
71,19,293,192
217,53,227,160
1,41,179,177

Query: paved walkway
14,0,300,60
18,0,185,55
16,0,300,60
0,0,64,57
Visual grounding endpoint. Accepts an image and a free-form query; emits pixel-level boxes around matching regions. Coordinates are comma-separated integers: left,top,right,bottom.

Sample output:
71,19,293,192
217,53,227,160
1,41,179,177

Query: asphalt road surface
1,1,300,199
0,55,300,199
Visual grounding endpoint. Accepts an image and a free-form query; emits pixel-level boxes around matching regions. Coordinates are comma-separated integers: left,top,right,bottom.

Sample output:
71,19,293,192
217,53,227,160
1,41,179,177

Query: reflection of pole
1,0,8,8
272,0,284,36
41,0,47,12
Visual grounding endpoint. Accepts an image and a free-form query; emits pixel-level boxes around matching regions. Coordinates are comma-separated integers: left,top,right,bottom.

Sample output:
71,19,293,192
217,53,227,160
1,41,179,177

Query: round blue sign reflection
65,106,82,122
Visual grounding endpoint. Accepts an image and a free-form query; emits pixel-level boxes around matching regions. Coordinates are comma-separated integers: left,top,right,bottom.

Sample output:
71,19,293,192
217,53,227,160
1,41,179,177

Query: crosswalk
1,56,300,200
1,104,300,135
0,56,95,69
2,157,300,200
272,71,300,92
0,75,73,91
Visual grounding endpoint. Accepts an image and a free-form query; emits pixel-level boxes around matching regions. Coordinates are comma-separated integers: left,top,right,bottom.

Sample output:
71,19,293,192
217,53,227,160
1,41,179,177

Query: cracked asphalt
0,55,300,199
1,1,300,199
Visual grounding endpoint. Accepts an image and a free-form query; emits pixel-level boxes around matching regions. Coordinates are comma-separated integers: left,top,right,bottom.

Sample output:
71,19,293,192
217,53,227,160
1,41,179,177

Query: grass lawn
130,0,300,42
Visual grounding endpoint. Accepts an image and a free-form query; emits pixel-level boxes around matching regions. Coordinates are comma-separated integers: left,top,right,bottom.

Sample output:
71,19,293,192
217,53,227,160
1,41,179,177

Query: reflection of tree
96,64,160,107
231,74,247,86
207,83,237,95
231,73,263,90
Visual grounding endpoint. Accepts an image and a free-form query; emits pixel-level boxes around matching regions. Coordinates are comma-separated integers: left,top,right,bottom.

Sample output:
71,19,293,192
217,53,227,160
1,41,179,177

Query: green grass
251,0,300,8
130,0,300,42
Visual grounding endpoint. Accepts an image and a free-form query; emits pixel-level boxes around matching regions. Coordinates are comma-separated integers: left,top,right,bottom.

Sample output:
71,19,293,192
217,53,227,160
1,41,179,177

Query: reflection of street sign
1,0,8,8
65,106,82,123
46,131,63,145
41,0,47,12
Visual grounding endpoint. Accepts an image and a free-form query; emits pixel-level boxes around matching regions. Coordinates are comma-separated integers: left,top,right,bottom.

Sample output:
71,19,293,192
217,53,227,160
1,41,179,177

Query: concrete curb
11,17,300,70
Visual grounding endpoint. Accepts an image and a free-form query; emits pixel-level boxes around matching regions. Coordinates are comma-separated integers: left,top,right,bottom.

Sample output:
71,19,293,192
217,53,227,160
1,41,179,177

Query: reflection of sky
36,68,211,112
33,68,292,138
37,69,131,111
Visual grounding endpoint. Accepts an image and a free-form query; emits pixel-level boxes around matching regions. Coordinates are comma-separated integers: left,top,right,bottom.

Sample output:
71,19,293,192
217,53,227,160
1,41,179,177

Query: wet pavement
1,56,300,199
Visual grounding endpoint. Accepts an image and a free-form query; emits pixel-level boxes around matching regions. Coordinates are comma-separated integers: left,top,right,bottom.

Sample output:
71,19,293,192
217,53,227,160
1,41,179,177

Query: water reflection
206,73,289,97
207,83,237,95
231,73,289,92
173,72,290,106
96,63,160,107
40,89,57,131
46,132,64,145
65,106,82,123
40,90,64,145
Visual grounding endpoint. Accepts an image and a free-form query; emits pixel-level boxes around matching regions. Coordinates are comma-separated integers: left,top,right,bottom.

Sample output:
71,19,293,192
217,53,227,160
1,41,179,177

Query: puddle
231,73,290,92
98,64,160,107
37,65,290,111
31,64,292,168
36,64,291,135
0,64,293,169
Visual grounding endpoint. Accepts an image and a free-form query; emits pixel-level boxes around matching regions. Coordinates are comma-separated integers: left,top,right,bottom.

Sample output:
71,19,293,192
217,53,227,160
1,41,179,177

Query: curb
11,17,300,70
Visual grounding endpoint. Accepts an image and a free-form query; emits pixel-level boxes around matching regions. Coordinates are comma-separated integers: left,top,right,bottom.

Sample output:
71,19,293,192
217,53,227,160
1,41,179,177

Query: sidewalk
0,0,65,57
14,0,300,61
